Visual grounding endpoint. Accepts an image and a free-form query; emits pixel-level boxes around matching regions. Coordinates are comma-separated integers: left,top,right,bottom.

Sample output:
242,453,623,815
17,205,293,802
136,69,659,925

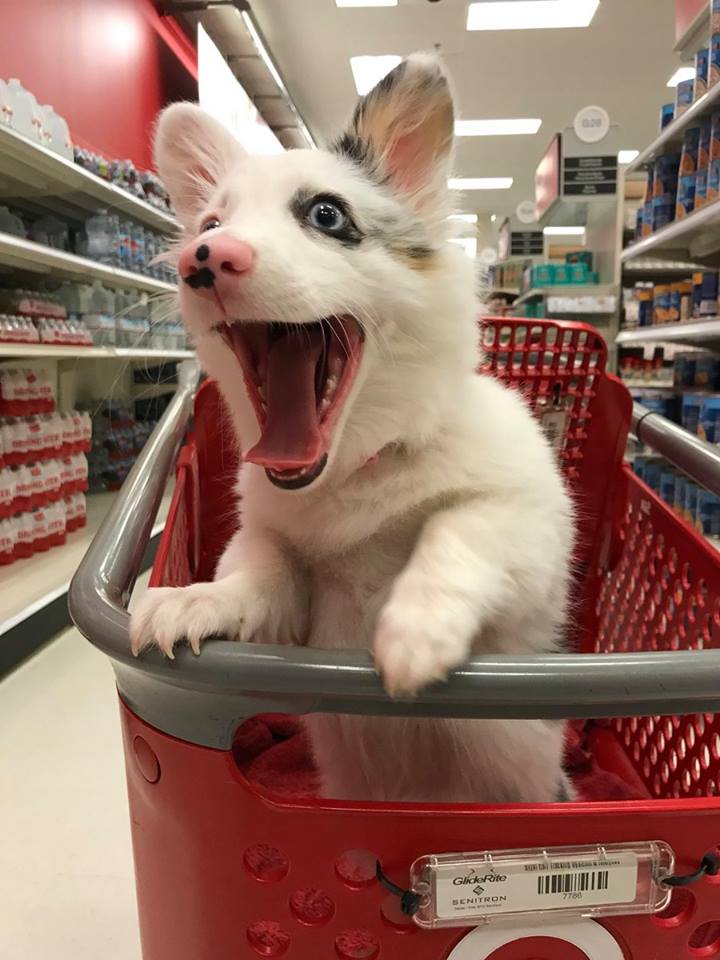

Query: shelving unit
0,123,177,232
515,284,617,308
622,259,702,280
626,83,720,175
0,489,172,649
616,319,720,349
0,344,192,360
621,200,720,266
0,232,177,294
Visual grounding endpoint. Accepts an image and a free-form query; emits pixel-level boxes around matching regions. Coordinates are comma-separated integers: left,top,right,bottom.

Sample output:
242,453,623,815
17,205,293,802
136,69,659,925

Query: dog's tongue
245,330,324,469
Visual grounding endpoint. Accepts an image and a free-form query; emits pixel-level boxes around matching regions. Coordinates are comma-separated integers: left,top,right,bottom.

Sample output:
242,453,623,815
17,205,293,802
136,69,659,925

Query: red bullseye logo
446,919,626,960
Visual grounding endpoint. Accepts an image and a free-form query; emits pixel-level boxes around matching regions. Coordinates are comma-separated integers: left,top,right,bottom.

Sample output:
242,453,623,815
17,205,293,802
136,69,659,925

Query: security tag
540,407,570,453
409,842,674,929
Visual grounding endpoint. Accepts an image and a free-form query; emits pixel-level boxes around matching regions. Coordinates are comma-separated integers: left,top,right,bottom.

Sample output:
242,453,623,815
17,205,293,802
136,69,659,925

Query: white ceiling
250,0,680,220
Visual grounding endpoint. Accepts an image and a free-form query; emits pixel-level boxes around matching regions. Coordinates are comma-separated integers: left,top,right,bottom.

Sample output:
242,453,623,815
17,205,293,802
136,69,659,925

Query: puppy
131,54,574,803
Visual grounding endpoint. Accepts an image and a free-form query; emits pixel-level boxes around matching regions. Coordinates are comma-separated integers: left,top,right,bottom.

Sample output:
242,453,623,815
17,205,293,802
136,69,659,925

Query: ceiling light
543,226,586,235
667,67,696,88
491,214,497,222
336,0,397,5
455,118,542,136
350,55,401,95
467,0,600,31
449,237,478,258
449,214,479,223
618,149,639,165
448,178,513,190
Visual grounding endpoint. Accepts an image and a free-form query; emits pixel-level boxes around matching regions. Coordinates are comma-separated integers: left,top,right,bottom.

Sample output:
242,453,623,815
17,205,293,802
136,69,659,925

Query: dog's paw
130,580,270,658
373,597,473,697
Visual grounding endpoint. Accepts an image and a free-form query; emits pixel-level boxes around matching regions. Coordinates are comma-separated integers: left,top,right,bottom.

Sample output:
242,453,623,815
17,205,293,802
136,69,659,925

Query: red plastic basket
122,317,720,960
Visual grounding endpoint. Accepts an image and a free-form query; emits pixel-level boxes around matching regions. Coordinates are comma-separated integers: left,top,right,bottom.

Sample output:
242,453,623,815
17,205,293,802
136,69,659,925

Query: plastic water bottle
84,210,118,266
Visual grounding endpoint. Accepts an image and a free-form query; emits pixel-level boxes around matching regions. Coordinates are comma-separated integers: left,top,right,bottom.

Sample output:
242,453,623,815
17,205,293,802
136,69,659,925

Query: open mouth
219,316,364,489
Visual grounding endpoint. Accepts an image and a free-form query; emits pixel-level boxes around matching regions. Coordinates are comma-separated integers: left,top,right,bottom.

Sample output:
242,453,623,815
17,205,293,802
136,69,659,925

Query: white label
540,409,569,453
573,106,610,144
435,854,638,920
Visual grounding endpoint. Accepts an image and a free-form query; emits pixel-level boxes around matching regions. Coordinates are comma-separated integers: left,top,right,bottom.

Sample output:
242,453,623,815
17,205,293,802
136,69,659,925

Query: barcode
537,870,610,896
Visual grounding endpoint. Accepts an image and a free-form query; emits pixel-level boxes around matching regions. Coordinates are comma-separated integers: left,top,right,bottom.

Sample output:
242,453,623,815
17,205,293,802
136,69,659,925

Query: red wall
0,0,197,170
675,0,708,43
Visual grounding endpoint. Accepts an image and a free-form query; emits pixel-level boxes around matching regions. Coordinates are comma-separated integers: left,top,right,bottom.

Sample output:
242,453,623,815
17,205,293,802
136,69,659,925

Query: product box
677,127,701,220
565,250,594,269
675,353,697,387
696,488,720,539
676,78,694,116
699,395,720,442
660,467,677,505
642,170,655,237
696,47,710,100
553,264,573,284
681,392,704,435
660,103,675,130
653,284,672,324
707,113,720,202
695,356,720,390
674,473,687,515
712,28,720,88
685,480,699,524
696,123,712,210
643,457,664,493
532,264,555,286
567,263,591,283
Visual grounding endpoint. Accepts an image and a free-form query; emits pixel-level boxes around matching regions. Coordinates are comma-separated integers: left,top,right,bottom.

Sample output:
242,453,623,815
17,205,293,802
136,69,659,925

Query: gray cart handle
69,366,720,739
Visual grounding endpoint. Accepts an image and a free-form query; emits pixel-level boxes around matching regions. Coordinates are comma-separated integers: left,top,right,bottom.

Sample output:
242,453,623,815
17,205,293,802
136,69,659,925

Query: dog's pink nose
178,236,255,291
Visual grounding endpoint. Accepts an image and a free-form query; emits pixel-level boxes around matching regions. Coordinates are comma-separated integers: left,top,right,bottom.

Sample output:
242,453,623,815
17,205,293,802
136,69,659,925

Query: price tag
540,408,569,453
410,842,674,930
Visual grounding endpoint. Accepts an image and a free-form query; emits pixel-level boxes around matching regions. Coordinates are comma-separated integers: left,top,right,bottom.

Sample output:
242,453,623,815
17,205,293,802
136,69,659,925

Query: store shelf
0,123,177,232
0,343,193,360
622,259,702,280
515,284,616,306
626,83,720,175
487,287,519,297
0,231,177,293
621,380,676,390
616,319,720,349
621,201,720,266
0,488,172,636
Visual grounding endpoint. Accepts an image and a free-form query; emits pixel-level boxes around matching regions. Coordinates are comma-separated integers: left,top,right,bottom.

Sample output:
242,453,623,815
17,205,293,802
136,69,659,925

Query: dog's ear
154,103,244,226
336,53,454,214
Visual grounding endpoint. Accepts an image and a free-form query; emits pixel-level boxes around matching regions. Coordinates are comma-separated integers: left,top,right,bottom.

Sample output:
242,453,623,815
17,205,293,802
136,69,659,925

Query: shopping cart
70,317,720,960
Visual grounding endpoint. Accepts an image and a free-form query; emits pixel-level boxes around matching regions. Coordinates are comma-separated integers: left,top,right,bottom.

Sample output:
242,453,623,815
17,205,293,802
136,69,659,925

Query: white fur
131,55,574,803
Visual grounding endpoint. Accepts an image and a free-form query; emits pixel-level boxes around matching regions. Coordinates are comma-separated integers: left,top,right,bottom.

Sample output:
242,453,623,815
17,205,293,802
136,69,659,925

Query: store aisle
0,620,141,958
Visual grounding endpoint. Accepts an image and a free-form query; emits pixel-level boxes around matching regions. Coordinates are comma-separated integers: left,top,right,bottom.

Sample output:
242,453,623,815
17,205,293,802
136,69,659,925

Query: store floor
0,583,146,958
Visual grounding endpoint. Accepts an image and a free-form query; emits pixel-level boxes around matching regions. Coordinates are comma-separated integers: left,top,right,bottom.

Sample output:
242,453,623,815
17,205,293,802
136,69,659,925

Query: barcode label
537,870,609,896
434,853,638,920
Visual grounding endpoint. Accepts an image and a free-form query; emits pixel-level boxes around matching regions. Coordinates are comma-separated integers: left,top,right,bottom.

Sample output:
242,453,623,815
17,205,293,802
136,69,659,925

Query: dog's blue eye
307,201,346,233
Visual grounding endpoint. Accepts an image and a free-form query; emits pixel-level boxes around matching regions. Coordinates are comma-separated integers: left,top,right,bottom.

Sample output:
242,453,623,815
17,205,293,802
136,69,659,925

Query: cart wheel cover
447,917,624,959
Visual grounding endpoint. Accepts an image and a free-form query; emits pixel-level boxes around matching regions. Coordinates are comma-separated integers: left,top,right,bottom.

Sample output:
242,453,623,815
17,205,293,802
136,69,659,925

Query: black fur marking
290,189,365,247
184,266,215,289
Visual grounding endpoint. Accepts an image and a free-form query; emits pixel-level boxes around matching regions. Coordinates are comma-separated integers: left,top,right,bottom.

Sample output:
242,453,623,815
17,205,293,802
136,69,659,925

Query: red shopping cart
70,318,720,960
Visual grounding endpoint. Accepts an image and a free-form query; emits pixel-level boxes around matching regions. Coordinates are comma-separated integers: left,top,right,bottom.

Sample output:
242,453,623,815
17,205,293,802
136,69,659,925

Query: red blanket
233,715,649,802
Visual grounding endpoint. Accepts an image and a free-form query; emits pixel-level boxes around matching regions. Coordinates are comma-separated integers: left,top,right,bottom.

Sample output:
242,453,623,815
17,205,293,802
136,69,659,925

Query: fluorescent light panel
449,214,479,223
448,178,513,190
667,67,695,87
543,226,586,235
455,118,542,136
350,55,401,95
336,0,397,5
467,0,600,31
618,149,639,165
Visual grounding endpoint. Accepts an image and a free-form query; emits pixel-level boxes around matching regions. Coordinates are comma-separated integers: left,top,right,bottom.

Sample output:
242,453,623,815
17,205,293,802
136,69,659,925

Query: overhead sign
198,24,283,155
516,200,537,224
535,134,562,221
563,155,618,196
510,230,544,255
574,105,610,144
